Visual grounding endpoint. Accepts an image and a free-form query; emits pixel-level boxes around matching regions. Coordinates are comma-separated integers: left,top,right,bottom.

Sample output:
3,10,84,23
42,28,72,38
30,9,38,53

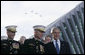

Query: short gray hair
50,27,60,33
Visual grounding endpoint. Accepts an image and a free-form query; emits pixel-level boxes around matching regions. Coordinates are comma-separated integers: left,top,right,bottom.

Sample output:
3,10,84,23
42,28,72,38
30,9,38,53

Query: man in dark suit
22,25,46,54
45,27,71,54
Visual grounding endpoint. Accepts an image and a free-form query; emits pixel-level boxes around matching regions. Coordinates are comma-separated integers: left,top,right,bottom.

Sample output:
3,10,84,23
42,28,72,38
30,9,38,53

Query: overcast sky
1,1,83,41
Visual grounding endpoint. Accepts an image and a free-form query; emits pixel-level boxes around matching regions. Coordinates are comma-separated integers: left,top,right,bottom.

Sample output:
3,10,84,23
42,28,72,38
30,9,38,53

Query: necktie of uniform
55,40,59,54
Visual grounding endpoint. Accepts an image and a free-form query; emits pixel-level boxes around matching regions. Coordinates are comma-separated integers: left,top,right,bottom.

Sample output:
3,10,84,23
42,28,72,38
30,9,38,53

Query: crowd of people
1,25,71,54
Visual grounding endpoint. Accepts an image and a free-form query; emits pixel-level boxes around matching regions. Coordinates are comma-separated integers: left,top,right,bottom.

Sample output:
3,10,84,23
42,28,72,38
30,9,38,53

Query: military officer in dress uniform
1,25,21,54
23,25,46,54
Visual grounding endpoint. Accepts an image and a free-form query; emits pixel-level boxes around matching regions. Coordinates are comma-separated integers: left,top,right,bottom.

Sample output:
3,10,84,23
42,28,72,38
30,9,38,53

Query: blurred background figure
43,35,51,44
19,36,26,44
18,36,26,54
1,36,7,40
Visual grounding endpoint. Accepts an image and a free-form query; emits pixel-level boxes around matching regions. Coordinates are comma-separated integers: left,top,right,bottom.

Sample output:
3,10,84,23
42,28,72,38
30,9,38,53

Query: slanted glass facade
45,2,84,54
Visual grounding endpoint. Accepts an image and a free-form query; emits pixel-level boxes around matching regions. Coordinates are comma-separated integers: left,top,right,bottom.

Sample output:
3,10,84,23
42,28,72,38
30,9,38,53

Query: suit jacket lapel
60,41,64,54
51,42,58,53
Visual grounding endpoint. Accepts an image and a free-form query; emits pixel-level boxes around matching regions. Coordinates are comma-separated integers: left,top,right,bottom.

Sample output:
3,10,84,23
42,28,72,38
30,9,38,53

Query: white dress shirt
52,38,60,51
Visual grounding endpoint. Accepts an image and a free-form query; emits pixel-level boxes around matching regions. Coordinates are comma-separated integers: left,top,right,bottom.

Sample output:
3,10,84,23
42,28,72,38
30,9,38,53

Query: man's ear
51,33,54,36
7,31,8,34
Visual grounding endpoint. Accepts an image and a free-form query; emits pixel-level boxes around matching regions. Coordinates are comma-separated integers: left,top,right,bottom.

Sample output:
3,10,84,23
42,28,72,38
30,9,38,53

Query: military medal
36,46,39,53
40,45,44,53
12,43,19,49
